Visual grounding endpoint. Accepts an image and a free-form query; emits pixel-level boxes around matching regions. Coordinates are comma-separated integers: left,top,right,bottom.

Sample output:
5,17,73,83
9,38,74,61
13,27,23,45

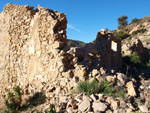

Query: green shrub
139,29,147,33
5,86,22,113
49,105,56,113
116,30,130,40
100,80,113,96
132,29,147,35
100,79,126,99
29,92,46,107
77,79,126,99
131,18,139,23
5,86,47,112
77,79,100,96
132,101,138,108
114,87,126,99
122,53,141,67
118,16,128,29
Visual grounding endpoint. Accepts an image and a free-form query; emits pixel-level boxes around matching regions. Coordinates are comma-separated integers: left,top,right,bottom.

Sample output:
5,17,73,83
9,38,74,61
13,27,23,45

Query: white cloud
67,23,81,32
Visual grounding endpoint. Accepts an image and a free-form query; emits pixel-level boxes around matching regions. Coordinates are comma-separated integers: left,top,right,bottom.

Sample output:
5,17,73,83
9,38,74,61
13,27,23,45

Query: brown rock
117,73,127,86
100,67,106,74
98,93,106,101
92,102,107,112
106,97,120,110
114,109,126,113
126,81,137,97
120,101,127,108
139,105,149,112
90,94,98,102
106,75,116,83
92,69,99,76
74,65,87,78
78,99,91,112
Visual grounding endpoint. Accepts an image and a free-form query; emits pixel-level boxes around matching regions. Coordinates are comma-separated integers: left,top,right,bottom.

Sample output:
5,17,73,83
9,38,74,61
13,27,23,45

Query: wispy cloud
67,24,81,32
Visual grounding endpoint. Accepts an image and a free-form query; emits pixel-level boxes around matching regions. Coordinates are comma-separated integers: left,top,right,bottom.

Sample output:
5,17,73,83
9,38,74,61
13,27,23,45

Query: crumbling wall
0,4,122,100
0,4,68,97
70,30,122,71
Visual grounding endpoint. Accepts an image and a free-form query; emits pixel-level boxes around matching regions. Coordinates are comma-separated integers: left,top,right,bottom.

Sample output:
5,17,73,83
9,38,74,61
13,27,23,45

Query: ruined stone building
0,4,121,98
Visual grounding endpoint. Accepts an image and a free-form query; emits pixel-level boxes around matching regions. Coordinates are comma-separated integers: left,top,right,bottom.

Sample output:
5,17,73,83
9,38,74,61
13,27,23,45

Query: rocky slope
120,16,150,56
0,3,123,113
119,16,150,48
67,39,86,47
0,4,149,113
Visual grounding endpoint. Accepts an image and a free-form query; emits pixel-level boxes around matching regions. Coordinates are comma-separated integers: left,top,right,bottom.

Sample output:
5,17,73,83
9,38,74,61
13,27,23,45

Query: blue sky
0,0,150,43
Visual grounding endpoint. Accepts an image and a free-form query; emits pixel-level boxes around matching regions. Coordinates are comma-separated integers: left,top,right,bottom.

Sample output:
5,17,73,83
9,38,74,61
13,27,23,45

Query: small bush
77,79,100,96
139,29,147,33
5,86,22,113
114,87,126,99
132,29,147,35
49,105,56,113
131,18,139,23
116,30,130,40
132,101,138,109
5,86,47,113
122,53,141,67
77,79,126,99
29,92,46,107
100,80,113,96
100,79,126,99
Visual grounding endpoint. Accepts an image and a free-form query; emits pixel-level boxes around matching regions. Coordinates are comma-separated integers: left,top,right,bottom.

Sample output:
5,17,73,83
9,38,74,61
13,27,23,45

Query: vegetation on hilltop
67,39,86,47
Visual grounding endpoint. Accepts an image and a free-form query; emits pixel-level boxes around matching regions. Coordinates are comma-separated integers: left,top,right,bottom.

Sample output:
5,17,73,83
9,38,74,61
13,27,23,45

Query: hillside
114,16,150,74
116,16,150,48
67,39,86,47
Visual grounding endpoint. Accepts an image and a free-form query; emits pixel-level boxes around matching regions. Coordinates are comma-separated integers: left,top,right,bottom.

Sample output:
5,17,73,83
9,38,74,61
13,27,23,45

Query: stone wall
0,4,122,99
0,3,68,97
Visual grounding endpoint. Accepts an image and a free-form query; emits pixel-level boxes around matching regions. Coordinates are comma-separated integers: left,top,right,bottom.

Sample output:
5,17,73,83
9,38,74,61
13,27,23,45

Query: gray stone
114,109,126,113
78,99,91,112
92,102,107,112
83,95,92,102
139,105,149,112
106,75,116,83
120,101,127,108
90,94,97,101
126,81,137,97
117,73,127,86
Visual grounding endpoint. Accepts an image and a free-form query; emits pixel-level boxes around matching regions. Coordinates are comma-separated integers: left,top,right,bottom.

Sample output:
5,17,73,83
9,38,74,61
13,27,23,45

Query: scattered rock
114,109,126,113
92,102,107,112
139,105,149,112
98,93,106,101
0,3,149,113
106,97,120,110
92,69,99,76
117,73,127,86
126,81,137,97
120,101,127,108
106,75,116,83
90,94,98,102
78,99,91,112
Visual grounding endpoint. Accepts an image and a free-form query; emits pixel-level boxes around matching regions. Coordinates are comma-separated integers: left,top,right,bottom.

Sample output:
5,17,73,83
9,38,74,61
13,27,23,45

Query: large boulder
122,39,144,57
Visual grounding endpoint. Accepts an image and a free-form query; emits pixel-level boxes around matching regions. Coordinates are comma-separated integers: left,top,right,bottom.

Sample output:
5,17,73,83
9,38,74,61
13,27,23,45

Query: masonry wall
0,4,122,99
0,4,68,96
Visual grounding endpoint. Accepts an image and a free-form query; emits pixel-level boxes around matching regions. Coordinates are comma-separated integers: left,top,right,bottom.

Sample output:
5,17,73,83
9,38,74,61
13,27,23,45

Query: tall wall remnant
0,3,68,95
0,4,121,98
71,29,122,72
